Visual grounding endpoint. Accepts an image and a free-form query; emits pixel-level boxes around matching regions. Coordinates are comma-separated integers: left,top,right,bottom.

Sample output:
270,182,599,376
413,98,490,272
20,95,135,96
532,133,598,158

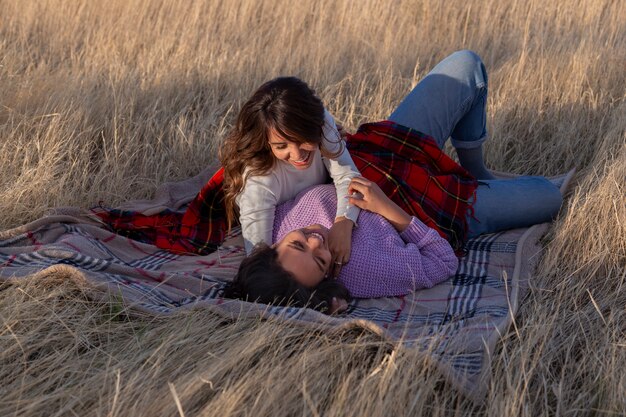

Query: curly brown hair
223,243,351,314
219,77,343,230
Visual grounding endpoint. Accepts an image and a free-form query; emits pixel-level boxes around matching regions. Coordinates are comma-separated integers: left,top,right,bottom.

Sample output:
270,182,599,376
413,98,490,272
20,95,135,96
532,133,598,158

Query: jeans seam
449,95,473,140
450,83,487,146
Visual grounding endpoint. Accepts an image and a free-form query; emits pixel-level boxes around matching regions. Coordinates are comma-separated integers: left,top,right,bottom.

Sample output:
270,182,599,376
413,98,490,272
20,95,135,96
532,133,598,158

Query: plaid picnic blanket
91,121,477,254
0,170,574,402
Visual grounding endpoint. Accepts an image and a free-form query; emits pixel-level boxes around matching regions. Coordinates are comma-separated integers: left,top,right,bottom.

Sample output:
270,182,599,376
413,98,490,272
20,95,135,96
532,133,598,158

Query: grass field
1,0,625,415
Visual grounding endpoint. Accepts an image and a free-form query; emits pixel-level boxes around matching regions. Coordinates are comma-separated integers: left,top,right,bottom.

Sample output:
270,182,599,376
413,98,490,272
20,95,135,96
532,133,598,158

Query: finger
346,197,365,208
346,190,366,205
347,181,368,195
332,261,342,278
349,177,371,186
334,251,348,265
346,190,364,201
329,253,337,277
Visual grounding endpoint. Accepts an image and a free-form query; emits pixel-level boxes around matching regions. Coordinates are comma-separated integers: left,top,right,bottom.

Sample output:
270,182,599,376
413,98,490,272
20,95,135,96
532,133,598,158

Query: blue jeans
388,50,562,238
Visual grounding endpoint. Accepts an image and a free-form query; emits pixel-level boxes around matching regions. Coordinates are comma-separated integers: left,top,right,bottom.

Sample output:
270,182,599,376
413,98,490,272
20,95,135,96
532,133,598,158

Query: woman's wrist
379,202,412,232
334,216,355,227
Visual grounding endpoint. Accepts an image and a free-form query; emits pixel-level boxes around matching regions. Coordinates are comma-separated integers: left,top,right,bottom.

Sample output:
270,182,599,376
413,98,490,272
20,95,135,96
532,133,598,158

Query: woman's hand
347,177,412,232
327,216,354,278
346,177,389,215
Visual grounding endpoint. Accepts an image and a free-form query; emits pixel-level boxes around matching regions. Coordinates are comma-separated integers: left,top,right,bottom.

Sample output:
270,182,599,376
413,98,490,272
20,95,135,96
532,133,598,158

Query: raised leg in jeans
388,49,494,180
388,50,563,236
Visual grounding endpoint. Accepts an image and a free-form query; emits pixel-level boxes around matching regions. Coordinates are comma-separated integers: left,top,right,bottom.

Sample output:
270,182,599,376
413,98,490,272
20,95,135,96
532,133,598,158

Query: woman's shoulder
323,108,335,126
238,168,281,200
321,109,343,153
322,109,338,136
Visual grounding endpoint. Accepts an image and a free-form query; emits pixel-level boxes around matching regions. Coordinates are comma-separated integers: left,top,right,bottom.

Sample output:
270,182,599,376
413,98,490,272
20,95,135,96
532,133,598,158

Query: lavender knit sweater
272,184,459,298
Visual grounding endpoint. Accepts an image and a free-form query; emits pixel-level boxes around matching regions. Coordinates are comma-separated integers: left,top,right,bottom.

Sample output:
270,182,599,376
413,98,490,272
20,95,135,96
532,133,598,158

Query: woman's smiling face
268,129,318,170
274,224,332,288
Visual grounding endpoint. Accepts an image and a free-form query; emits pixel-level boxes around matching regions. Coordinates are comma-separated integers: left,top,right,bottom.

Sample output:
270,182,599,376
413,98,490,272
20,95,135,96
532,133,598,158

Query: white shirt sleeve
321,109,361,225
236,173,278,254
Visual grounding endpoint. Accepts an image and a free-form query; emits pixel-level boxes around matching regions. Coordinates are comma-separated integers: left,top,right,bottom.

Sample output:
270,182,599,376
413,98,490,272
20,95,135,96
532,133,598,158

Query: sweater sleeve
343,215,458,298
320,110,361,225
236,174,278,254
396,217,459,289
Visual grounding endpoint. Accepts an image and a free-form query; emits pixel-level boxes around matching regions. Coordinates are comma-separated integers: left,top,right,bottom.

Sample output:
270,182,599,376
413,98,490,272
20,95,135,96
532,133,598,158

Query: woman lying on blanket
224,50,563,314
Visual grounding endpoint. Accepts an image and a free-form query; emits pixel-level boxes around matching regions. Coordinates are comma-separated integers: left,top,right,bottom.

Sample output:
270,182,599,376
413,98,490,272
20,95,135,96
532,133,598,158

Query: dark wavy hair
223,243,351,314
219,77,343,231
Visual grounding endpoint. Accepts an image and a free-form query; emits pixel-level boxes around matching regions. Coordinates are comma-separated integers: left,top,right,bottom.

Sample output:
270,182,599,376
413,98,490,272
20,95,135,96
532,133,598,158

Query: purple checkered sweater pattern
272,184,458,298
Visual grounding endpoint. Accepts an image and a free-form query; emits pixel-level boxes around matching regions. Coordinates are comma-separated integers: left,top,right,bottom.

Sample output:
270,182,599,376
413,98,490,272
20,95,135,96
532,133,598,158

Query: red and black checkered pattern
347,121,477,249
92,121,477,255
91,168,227,255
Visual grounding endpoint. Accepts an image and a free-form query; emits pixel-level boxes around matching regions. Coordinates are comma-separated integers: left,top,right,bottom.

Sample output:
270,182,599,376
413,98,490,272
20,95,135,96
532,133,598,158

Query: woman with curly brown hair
220,76,362,276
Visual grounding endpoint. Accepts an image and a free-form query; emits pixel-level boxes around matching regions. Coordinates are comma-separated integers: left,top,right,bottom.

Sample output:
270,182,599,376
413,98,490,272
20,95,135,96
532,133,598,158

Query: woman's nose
306,235,323,249
300,142,316,152
288,145,303,159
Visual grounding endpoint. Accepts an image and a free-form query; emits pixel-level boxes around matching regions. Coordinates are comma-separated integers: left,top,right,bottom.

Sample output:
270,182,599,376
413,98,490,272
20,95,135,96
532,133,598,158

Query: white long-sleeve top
237,110,361,254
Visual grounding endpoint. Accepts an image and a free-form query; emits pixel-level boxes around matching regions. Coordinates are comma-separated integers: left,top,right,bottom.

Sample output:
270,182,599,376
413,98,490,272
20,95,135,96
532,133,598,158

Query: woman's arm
397,217,459,286
355,218,457,296
340,213,458,298
347,177,411,232
236,175,279,254
345,177,457,297
321,110,362,275
321,110,362,224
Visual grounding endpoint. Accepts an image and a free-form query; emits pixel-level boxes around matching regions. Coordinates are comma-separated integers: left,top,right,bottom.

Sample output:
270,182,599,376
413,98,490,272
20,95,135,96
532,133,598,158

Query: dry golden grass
0,0,624,415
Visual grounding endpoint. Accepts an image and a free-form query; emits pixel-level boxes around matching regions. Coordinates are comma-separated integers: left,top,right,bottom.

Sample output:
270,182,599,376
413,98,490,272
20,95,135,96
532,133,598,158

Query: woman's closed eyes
288,239,327,273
